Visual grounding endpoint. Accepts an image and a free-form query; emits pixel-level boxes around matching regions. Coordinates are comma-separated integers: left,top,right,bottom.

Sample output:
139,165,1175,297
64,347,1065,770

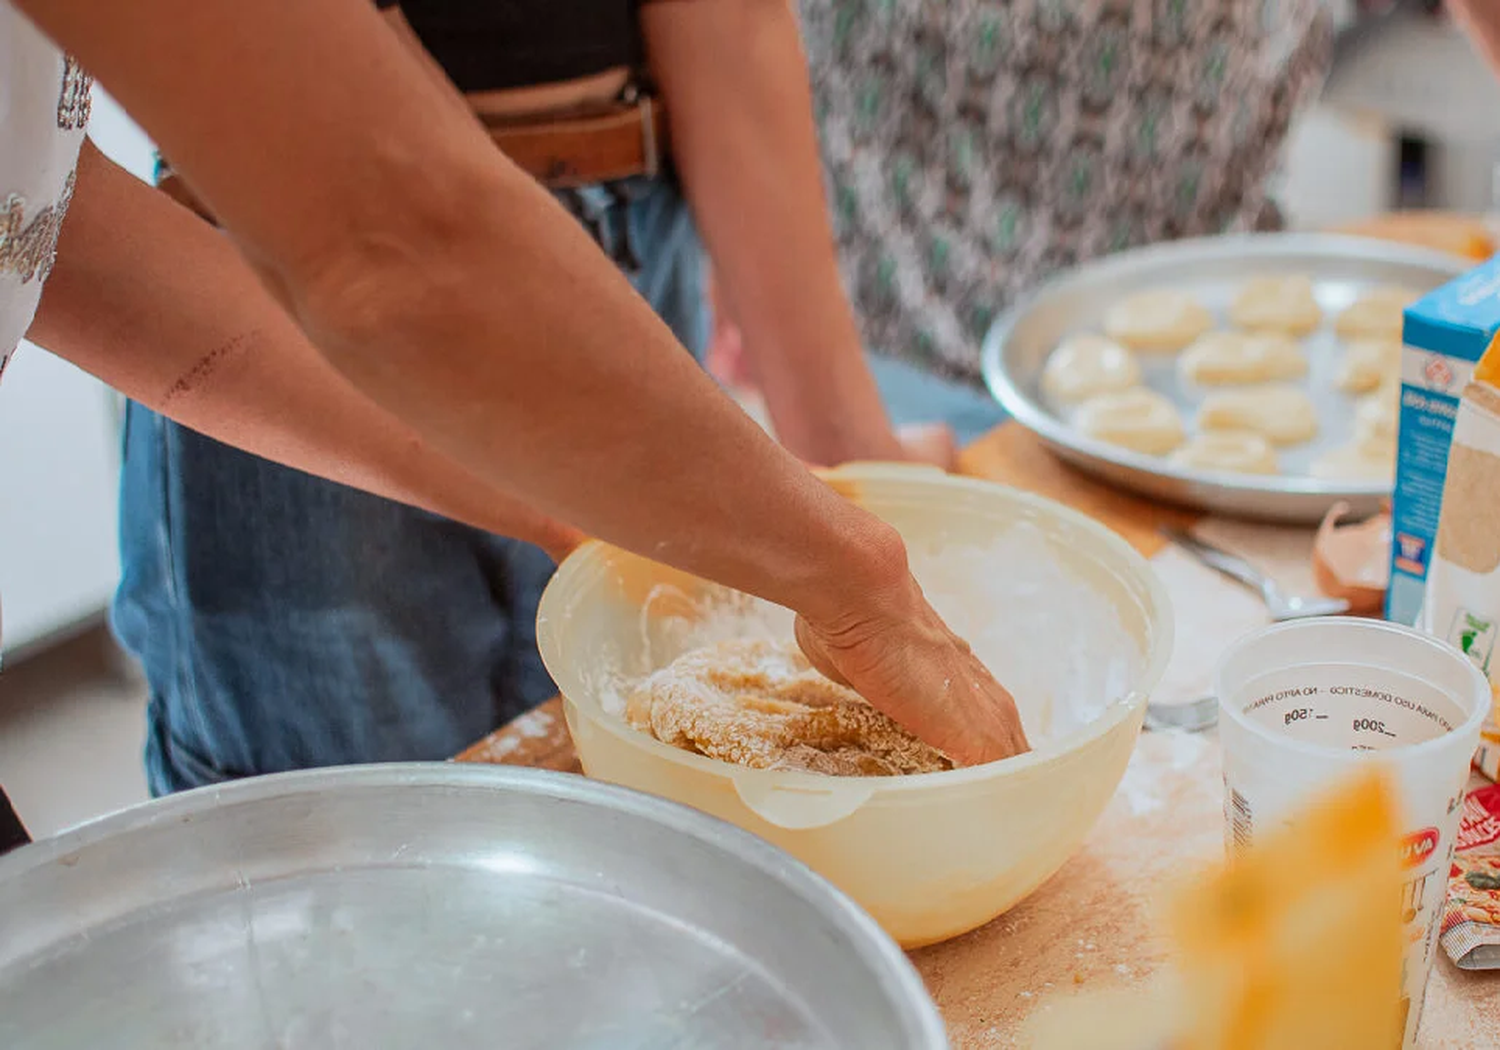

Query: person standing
797,0,1332,398
6,0,1031,813
13,0,986,795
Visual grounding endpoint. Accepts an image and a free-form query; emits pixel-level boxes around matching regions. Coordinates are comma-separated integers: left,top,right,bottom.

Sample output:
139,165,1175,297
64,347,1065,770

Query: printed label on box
1387,255,1500,626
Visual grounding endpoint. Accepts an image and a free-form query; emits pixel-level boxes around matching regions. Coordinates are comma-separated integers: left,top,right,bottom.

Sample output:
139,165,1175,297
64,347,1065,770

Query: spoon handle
1159,527,1271,602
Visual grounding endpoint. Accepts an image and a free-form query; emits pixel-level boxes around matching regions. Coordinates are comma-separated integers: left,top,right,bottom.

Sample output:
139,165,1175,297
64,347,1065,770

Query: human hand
534,520,590,565
896,422,958,471
792,575,1031,766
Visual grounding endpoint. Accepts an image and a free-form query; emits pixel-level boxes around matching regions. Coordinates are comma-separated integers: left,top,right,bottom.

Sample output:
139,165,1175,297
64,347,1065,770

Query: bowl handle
731,776,877,830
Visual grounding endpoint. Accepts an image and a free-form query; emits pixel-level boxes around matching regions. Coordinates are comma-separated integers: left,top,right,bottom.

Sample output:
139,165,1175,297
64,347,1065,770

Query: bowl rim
538,468,1174,792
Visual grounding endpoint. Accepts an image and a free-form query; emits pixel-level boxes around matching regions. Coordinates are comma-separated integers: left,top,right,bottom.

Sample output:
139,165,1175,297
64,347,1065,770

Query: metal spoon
1159,527,1350,621
1144,695,1219,733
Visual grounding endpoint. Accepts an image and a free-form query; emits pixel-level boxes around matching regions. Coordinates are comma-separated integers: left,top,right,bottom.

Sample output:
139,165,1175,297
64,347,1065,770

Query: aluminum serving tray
981,233,1468,524
0,764,946,1050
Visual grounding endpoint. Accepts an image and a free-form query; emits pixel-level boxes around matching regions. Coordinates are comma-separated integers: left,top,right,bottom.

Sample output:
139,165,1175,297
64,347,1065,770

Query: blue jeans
115,175,1005,796
866,355,1006,447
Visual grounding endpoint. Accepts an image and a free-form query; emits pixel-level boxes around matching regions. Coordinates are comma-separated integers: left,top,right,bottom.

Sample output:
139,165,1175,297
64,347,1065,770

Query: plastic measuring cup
1215,618,1490,1050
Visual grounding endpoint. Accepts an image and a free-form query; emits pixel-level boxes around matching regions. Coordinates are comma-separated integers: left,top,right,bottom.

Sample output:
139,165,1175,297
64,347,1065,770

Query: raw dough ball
1196,384,1319,446
1335,285,1420,342
1041,334,1142,403
1229,274,1322,336
1074,388,1186,455
1178,331,1308,386
1355,384,1398,443
1335,339,1401,394
1311,436,1396,483
1169,430,1279,475
1103,289,1213,352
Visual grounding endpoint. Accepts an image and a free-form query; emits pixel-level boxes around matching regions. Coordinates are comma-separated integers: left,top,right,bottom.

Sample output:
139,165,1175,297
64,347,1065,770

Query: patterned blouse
800,0,1332,384
0,1,89,381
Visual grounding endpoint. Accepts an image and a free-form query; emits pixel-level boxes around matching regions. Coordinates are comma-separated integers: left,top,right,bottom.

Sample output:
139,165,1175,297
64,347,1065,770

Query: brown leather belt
158,96,670,223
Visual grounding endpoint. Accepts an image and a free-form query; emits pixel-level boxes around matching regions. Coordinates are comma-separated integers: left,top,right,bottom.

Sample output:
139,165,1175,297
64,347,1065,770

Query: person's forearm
29,142,582,561
1449,0,1500,75
21,0,901,623
642,0,903,467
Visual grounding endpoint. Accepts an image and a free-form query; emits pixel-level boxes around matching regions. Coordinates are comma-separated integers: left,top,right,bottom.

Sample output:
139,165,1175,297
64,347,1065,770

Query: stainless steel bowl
0,764,945,1049
981,233,1467,524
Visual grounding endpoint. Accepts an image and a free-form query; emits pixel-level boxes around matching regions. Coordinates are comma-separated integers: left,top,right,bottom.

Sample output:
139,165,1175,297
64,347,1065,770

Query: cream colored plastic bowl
537,464,1172,948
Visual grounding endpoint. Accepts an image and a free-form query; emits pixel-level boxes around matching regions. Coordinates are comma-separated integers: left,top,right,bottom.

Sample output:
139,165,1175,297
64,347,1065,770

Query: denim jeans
115,175,1005,795
865,355,1006,447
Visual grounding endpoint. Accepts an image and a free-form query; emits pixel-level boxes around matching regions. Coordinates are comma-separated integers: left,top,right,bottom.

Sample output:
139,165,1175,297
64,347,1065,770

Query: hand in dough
1075,388,1186,455
1103,289,1213,352
1197,384,1318,446
1169,430,1279,475
626,640,954,776
1178,331,1307,386
794,583,1031,767
1335,339,1401,394
1229,274,1322,336
1335,285,1420,342
1041,334,1141,403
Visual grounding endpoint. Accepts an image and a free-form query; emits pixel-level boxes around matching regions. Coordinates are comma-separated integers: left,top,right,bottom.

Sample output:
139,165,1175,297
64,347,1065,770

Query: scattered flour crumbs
600,523,1142,762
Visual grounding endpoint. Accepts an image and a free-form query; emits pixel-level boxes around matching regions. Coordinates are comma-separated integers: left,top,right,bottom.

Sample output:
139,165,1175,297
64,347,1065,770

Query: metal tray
981,233,1468,523
0,764,945,1050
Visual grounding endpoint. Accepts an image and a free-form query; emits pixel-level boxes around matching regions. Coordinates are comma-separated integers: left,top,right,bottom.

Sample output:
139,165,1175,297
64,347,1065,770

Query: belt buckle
638,96,660,180
622,86,659,181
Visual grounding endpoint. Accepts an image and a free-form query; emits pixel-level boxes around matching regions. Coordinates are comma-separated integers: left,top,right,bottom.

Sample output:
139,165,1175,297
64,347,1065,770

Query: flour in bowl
614,522,1141,750
626,639,952,776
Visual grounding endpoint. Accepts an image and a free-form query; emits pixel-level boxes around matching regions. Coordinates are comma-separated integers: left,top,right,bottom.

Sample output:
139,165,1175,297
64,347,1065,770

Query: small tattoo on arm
161,331,256,407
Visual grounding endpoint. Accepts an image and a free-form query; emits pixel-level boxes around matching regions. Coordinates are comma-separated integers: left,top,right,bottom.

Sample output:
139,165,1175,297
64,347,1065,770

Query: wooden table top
455,421,1496,1048
456,215,1500,1047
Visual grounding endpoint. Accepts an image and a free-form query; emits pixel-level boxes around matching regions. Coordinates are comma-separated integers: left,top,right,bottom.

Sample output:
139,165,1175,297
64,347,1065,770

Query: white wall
0,91,153,657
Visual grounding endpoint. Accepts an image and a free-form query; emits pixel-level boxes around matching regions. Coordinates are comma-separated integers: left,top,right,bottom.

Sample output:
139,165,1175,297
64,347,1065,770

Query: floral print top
800,0,1332,383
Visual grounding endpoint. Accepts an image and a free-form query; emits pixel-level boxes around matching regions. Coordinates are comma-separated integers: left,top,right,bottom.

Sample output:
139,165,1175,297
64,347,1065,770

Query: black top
1,787,28,857
377,0,643,93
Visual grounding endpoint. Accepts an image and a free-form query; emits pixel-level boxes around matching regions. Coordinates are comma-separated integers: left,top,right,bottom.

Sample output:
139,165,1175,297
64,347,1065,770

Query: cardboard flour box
1421,372,1500,781
1387,259,1500,629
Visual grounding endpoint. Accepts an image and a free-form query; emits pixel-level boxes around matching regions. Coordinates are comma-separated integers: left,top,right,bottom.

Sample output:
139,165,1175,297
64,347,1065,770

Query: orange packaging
1478,684,1500,782
1439,781,1500,969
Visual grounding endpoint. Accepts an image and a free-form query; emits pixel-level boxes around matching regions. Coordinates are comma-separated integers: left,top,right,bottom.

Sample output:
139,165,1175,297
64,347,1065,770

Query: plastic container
537,463,1173,948
1215,618,1491,1049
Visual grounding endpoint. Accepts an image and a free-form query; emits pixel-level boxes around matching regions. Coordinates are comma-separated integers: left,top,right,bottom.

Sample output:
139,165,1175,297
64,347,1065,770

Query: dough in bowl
1178,331,1308,386
625,639,952,776
1103,290,1213,352
1229,274,1322,336
1041,334,1142,403
1197,384,1318,446
1335,285,1420,342
1169,430,1279,475
1075,388,1186,455
1335,339,1401,394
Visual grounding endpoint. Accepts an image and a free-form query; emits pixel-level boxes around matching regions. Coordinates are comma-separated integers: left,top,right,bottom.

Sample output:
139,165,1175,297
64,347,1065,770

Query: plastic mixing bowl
537,463,1173,947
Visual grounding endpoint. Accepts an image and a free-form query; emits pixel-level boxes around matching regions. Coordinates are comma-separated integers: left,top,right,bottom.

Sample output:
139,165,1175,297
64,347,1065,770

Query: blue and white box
1387,257,1500,625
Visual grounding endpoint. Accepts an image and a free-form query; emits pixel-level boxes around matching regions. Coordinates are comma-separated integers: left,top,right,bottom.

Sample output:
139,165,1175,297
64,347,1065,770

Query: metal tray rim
0,762,946,1046
980,232,1469,512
